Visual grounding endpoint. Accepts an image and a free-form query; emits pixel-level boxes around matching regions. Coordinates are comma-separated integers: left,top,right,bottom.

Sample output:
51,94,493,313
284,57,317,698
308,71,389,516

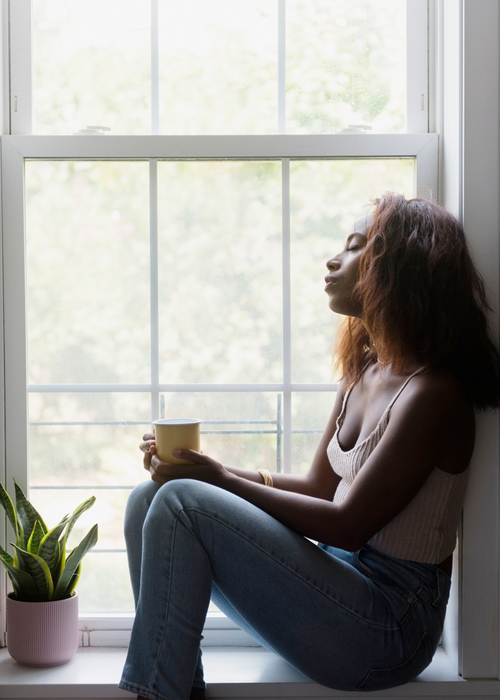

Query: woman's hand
140,432,160,473
139,432,228,487
140,432,174,485
151,449,229,488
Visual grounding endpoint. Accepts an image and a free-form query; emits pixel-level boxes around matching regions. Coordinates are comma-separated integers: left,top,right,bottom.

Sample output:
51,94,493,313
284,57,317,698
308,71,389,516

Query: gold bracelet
258,469,274,488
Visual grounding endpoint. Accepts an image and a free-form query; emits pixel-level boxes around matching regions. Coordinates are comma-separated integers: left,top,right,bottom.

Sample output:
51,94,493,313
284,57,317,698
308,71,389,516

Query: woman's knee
125,480,162,537
143,479,220,531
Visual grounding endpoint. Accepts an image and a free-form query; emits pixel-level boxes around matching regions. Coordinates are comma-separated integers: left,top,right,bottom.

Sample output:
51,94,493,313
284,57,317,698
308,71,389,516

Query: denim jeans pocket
355,631,433,692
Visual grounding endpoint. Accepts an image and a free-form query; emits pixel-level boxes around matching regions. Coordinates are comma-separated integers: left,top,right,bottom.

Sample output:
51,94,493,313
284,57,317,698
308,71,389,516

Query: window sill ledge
0,646,499,699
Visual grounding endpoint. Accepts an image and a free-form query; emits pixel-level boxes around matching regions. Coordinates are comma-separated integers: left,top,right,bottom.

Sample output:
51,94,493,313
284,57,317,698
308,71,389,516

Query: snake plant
0,480,98,602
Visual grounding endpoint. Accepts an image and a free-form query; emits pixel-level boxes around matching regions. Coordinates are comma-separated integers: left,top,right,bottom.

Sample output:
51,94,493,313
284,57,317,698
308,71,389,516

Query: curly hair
335,193,500,409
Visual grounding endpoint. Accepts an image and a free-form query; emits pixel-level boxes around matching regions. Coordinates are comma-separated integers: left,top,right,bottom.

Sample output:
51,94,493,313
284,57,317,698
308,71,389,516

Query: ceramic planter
6,592,79,667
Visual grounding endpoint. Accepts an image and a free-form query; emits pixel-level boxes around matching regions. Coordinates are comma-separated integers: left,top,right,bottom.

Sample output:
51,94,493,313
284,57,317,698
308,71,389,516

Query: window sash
9,0,430,137
0,133,437,639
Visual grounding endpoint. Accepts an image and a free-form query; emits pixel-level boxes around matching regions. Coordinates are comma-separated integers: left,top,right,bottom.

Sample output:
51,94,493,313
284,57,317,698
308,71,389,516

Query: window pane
157,162,282,384
28,392,151,613
33,1,151,135
158,0,278,134
291,392,337,474
26,161,151,384
76,552,133,613
290,159,415,384
287,0,407,134
29,392,151,486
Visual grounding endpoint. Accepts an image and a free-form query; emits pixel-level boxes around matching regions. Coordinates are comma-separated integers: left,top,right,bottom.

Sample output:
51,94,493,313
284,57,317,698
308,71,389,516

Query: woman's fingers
149,465,170,486
140,438,156,453
150,454,180,474
142,444,157,472
171,449,208,463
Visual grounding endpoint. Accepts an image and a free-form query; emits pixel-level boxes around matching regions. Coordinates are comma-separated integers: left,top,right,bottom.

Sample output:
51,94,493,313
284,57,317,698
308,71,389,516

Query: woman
119,194,500,700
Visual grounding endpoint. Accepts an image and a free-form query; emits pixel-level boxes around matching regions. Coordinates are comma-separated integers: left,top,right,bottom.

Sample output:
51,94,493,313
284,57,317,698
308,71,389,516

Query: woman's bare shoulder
391,366,475,473
406,365,472,409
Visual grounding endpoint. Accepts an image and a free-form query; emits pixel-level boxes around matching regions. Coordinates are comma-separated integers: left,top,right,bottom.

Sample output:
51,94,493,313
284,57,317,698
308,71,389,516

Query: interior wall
459,0,499,680
0,0,5,135
460,0,500,678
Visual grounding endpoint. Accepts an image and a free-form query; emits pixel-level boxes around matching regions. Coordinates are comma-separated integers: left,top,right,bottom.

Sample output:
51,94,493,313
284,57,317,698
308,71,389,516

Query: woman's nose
326,258,340,272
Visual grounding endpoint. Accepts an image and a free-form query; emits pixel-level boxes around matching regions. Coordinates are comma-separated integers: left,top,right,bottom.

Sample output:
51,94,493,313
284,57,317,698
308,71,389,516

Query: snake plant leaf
53,523,98,601
27,520,46,556
66,562,81,598
0,556,38,601
63,496,96,543
37,519,69,581
57,496,96,581
14,481,48,546
0,543,14,567
0,481,21,546
13,545,54,601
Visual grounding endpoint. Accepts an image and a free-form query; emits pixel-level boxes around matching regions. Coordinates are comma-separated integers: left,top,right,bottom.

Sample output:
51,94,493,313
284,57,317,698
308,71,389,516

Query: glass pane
26,161,151,384
33,0,151,135
290,159,415,384
158,1,278,134
291,392,337,475
287,0,407,134
28,391,150,614
157,162,282,384
29,392,151,486
77,552,133,613
160,392,282,472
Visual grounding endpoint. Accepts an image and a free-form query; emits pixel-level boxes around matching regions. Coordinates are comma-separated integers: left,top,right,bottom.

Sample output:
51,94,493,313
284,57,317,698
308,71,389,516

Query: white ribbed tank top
327,367,470,564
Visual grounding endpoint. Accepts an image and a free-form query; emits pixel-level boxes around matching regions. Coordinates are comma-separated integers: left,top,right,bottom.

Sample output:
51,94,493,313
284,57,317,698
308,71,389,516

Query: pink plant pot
6,592,79,667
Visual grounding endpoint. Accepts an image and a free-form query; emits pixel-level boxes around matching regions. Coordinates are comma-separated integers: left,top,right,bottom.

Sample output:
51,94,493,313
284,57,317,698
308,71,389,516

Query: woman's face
324,215,370,318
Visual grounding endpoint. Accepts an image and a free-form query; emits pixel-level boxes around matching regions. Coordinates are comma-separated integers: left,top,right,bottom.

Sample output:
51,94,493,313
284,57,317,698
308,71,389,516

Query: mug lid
153,418,202,425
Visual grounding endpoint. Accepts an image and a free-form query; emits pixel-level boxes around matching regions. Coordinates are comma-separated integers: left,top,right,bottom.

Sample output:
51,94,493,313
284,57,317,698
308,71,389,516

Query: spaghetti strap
386,365,428,413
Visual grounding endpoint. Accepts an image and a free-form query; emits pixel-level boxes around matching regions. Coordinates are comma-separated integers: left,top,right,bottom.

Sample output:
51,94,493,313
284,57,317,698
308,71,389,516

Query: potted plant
0,479,98,667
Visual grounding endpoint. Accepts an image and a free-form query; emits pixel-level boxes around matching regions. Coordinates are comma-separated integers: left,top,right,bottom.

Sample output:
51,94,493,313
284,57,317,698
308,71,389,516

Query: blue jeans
119,479,450,700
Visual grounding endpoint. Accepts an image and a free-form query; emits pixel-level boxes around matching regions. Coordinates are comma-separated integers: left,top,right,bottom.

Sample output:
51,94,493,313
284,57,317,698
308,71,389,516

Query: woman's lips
324,279,337,291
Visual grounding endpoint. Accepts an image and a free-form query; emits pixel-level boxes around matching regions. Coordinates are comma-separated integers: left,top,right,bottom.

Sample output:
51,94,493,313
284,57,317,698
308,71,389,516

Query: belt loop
433,570,442,605
433,569,449,605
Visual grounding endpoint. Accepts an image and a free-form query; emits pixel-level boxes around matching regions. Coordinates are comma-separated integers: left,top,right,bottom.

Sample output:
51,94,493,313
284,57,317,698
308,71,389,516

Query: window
3,0,438,637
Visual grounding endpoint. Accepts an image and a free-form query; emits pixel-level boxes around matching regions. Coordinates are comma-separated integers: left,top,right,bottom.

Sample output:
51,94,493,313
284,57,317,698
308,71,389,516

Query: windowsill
1,646,500,699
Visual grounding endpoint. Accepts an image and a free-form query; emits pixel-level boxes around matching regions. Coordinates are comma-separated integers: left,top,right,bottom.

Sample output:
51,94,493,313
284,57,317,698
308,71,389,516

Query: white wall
439,0,500,679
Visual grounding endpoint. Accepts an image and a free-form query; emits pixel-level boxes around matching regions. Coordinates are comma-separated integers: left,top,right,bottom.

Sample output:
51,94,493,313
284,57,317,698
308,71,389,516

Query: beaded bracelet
258,468,274,488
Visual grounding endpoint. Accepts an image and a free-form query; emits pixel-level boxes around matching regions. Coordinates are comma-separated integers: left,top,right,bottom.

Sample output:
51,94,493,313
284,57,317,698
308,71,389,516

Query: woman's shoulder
405,365,472,406
390,365,475,473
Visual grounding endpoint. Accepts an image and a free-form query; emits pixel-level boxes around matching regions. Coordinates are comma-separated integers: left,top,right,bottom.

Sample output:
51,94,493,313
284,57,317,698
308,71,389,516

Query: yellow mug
153,418,201,465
